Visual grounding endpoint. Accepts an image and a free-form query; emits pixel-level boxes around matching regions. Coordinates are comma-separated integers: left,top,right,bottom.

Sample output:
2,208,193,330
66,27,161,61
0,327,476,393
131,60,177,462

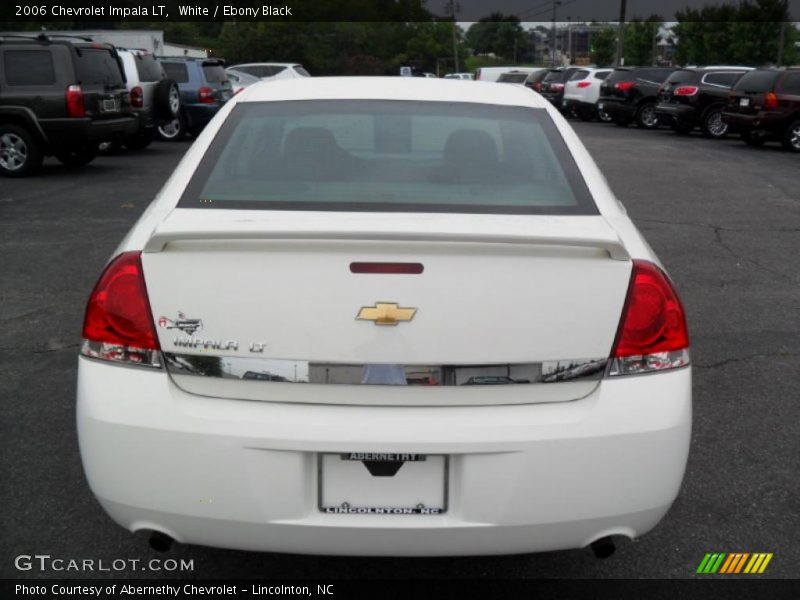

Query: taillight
66,85,85,118
763,92,778,110
576,81,592,88
551,83,565,91
198,86,215,104
615,81,635,91
608,260,690,376
130,86,143,108
674,85,699,96
81,252,161,368
534,82,542,91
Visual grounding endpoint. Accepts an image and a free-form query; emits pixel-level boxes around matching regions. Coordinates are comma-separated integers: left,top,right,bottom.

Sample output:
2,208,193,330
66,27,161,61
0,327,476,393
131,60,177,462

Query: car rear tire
153,79,181,121
0,124,43,177
741,130,766,147
156,114,185,142
597,107,613,122
55,146,97,168
781,120,800,152
124,129,154,151
701,108,729,139
635,103,658,129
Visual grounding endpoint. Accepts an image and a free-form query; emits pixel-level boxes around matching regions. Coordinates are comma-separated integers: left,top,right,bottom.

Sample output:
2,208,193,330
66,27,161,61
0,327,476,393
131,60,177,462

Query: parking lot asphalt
1,122,798,580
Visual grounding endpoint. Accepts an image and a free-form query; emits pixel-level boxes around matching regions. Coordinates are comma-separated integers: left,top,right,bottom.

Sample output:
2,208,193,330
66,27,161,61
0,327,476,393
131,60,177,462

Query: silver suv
106,48,181,152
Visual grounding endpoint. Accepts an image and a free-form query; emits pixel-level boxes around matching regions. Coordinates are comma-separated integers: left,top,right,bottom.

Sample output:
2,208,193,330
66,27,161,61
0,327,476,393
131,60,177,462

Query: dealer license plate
102,98,119,112
739,98,750,107
319,453,448,515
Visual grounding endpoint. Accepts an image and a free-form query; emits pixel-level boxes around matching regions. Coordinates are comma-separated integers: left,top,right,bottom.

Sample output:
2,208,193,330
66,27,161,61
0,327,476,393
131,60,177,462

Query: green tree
465,13,528,62
624,16,662,66
673,0,793,66
590,27,617,67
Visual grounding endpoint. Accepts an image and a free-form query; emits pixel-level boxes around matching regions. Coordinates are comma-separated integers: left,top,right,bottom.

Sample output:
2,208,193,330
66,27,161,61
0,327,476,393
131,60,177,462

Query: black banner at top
0,0,798,22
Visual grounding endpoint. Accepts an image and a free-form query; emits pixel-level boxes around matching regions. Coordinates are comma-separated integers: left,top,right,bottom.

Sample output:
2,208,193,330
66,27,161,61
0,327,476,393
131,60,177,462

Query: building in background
0,30,206,58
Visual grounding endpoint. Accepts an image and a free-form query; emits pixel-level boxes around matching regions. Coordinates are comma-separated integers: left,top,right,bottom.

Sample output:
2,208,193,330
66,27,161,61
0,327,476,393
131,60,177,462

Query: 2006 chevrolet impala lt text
77,77,691,556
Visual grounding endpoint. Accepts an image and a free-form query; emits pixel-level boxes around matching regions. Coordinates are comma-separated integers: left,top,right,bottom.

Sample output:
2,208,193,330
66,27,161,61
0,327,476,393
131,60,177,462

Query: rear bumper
563,98,595,111
183,103,223,131
540,92,563,109
77,357,691,556
721,111,788,136
654,103,698,124
40,116,138,147
597,98,634,120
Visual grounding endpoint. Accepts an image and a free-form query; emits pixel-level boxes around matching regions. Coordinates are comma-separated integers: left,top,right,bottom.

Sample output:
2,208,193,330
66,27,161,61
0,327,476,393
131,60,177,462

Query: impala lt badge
158,311,203,335
356,302,417,326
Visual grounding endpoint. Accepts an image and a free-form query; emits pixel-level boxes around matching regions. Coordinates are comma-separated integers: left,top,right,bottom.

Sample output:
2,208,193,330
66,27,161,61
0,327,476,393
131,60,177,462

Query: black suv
0,34,136,176
599,67,676,128
537,67,584,110
723,68,800,151
655,66,751,138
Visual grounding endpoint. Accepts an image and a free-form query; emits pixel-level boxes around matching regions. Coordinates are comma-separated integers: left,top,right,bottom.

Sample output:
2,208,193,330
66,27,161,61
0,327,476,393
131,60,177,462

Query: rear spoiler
143,219,630,261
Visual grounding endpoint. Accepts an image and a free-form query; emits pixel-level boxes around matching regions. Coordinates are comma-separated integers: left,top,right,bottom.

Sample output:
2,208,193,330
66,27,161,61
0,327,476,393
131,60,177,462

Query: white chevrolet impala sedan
77,77,691,557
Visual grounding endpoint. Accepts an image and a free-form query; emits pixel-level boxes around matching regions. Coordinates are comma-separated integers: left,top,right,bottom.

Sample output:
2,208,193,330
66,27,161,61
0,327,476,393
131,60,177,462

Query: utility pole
615,0,627,67
446,0,460,73
551,0,562,66
776,20,786,66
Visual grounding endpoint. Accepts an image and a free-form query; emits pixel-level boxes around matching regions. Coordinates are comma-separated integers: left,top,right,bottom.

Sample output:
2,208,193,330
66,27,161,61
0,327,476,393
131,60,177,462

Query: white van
475,66,542,82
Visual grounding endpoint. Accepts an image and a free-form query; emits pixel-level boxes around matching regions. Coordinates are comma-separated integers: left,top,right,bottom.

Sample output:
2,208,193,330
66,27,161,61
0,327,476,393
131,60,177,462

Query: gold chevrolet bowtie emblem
356,302,417,326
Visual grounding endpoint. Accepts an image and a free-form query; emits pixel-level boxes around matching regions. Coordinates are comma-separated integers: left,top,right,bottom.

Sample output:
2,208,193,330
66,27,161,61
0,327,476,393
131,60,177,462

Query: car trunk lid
140,209,632,406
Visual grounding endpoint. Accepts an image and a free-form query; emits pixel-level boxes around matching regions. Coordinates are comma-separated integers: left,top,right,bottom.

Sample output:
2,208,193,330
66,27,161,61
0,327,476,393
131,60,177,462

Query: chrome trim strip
163,353,607,386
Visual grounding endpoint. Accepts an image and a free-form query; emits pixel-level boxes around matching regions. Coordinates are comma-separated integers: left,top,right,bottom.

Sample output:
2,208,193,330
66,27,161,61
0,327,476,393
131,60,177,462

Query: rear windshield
605,69,634,84
569,70,590,81
594,71,611,80
76,48,124,86
665,70,699,85
202,63,228,83
134,53,164,82
542,71,565,83
161,62,188,83
497,73,528,83
733,70,781,93
179,100,596,215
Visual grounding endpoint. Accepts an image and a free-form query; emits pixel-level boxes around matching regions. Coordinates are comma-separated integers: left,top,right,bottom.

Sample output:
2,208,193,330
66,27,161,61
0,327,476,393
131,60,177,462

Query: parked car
655,66,752,138
722,67,800,151
0,34,137,176
444,72,474,80
563,67,613,121
474,66,524,82
225,68,261,95
599,67,676,129
77,77,691,558
157,57,233,141
104,48,181,152
538,67,584,110
497,71,532,84
227,62,310,80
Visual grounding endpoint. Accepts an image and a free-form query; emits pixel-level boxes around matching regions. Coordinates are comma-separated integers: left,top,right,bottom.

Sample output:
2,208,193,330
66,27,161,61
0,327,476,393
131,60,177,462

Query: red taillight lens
615,81,635,91
674,85,699,96
534,82,542,91
81,252,161,367
66,84,85,118
576,81,592,88
130,85,143,108
608,260,690,376
764,92,778,110
198,86,215,104
551,83,565,91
